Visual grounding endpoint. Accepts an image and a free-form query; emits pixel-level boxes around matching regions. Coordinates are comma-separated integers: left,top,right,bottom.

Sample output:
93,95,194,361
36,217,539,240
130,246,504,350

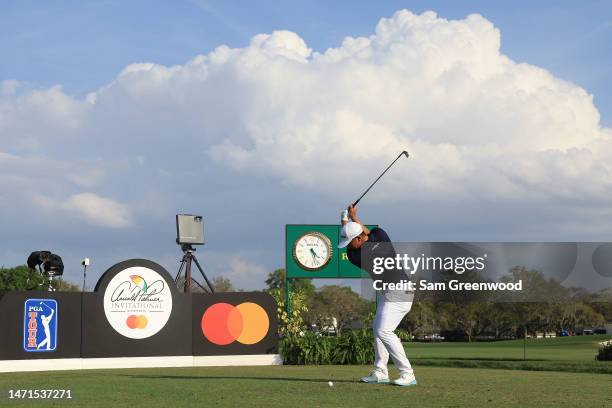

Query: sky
1,1,611,291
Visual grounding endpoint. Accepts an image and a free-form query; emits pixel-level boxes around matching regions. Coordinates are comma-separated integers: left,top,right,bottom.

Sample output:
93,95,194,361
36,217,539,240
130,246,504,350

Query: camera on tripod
27,251,64,277
176,214,204,247
174,214,214,293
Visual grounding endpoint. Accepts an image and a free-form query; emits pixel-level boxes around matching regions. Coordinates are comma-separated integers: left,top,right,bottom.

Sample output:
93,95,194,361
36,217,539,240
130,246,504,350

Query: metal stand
46,276,56,292
82,265,87,292
174,244,215,293
36,266,56,292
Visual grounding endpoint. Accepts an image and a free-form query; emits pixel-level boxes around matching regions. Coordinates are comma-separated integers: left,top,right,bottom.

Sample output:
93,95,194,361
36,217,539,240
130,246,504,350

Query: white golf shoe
360,369,389,384
393,372,417,386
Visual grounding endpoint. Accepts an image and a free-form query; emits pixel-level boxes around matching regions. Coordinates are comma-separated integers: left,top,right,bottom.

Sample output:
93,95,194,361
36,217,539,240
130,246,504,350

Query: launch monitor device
176,214,204,245
174,214,213,293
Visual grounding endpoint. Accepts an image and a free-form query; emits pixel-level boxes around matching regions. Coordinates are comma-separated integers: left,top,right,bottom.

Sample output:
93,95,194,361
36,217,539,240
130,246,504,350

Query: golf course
1,335,610,407
406,334,612,374
2,2,612,408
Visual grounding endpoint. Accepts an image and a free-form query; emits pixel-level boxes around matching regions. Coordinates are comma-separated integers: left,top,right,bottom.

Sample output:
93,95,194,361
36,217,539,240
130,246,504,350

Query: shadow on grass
121,374,358,384
413,357,547,362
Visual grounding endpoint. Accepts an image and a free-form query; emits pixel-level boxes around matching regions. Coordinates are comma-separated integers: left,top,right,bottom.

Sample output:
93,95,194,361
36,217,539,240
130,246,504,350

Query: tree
591,287,612,322
0,265,53,291
400,301,438,339
212,276,235,292
439,301,492,342
0,265,98,292
265,269,285,290
306,285,369,335
269,287,309,336
54,278,82,292
433,269,493,342
265,269,315,298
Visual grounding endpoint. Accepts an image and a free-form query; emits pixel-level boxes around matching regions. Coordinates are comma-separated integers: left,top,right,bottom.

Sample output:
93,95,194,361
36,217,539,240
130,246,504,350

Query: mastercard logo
126,315,148,329
201,302,270,345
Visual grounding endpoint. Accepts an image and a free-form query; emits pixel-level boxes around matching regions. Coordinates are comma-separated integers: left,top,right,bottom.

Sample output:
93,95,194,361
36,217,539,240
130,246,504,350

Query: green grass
1,365,611,408
405,334,610,361
412,358,612,374
403,334,612,373
0,336,609,407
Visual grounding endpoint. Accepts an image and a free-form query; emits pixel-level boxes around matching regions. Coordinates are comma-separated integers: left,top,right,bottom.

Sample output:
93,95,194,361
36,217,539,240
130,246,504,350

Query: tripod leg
185,254,192,292
191,279,207,292
175,258,186,285
191,255,215,293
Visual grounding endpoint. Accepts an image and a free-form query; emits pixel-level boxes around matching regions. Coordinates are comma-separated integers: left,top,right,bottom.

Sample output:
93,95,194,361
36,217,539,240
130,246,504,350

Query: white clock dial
293,232,333,271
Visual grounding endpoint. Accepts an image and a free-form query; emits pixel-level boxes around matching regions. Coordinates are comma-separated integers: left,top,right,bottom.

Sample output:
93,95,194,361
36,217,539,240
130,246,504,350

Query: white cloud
198,10,610,203
220,256,269,290
35,193,131,228
0,83,86,152
249,30,312,62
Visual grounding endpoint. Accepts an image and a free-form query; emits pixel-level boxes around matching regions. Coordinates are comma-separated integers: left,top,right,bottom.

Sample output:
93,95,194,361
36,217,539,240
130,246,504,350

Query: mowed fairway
1,336,610,407
405,334,610,361
404,335,612,374
1,365,611,408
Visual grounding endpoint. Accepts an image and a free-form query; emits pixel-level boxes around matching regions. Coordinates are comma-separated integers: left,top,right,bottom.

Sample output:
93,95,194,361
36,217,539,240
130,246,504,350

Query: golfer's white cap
338,222,363,248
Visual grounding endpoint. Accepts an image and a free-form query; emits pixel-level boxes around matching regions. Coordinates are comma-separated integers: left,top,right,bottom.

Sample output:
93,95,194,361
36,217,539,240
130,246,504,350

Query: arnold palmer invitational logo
103,266,173,339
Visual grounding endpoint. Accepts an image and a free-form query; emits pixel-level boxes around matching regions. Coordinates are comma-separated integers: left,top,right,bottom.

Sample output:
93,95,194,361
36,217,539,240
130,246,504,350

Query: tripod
174,244,215,293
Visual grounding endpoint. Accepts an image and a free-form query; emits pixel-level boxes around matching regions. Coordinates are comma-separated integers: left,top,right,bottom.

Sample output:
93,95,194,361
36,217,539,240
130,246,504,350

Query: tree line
266,266,611,341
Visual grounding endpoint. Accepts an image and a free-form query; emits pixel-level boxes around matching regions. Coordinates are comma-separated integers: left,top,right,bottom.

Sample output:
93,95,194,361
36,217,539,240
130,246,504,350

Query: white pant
372,297,413,375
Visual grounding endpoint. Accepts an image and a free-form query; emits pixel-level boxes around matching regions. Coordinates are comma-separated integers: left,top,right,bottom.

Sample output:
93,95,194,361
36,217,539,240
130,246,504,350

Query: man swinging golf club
339,205,416,386
335,151,415,386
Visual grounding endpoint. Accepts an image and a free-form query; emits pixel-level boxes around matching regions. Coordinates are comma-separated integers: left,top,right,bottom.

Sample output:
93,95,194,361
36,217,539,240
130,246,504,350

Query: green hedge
280,329,375,365
596,342,612,361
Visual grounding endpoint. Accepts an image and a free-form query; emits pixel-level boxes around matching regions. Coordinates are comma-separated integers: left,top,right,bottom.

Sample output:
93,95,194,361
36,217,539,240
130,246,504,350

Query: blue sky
1,1,611,290
1,1,610,125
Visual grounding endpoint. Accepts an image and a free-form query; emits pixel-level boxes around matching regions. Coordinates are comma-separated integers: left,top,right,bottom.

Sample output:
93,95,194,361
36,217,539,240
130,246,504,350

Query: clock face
293,232,333,271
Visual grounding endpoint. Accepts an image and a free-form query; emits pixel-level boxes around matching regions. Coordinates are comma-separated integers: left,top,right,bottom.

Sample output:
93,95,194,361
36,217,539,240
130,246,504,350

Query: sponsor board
23,299,58,352
102,266,173,339
201,302,270,346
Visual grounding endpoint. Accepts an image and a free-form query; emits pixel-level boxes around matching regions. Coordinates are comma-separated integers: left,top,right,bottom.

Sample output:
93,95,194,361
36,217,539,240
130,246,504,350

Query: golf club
352,150,409,207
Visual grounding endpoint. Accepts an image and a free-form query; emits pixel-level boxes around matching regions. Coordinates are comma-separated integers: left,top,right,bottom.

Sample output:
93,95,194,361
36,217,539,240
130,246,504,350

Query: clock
292,231,333,271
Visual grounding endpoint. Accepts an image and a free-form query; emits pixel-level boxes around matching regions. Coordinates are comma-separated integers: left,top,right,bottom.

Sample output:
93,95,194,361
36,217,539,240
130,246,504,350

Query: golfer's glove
341,209,349,223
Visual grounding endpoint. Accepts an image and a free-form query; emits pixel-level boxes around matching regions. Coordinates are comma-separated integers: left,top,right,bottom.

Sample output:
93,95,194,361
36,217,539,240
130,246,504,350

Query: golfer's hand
341,209,349,225
348,205,358,221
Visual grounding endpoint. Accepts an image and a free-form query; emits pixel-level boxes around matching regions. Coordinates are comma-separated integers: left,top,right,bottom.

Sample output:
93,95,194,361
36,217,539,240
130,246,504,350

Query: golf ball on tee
328,381,333,387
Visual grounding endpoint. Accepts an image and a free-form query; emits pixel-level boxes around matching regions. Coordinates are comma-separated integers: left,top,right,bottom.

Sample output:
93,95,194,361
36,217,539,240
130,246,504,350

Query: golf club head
402,150,409,158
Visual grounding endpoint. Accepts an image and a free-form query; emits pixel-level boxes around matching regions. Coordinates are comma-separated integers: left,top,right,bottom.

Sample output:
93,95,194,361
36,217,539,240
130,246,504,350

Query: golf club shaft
352,151,409,207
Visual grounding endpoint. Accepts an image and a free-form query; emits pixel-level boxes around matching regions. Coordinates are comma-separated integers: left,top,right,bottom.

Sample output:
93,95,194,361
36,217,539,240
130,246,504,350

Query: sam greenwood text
373,279,523,292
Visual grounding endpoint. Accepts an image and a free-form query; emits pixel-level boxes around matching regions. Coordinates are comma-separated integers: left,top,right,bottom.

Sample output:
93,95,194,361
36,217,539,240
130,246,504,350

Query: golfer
37,305,54,351
338,205,417,386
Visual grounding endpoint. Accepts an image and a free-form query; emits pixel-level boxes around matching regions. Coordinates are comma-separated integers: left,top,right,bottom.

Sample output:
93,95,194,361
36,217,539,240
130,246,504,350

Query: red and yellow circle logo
126,314,148,329
201,302,270,345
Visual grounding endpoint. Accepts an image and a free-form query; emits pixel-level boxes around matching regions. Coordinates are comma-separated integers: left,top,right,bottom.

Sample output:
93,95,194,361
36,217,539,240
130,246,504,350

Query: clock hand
310,249,324,265
310,252,319,266
310,248,323,258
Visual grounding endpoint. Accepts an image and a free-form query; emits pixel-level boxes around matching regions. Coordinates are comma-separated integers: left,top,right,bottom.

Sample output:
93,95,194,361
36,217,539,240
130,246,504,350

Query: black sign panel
192,292,278,356
0,291,81,360
0,259,278,362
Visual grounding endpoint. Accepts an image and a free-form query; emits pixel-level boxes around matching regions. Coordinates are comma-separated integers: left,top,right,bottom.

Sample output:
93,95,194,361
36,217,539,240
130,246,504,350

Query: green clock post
284,224,375,313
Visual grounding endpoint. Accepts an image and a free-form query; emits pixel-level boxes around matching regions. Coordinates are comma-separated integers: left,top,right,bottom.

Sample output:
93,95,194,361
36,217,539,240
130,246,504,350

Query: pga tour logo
103,266,173,339
23,299,58,352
